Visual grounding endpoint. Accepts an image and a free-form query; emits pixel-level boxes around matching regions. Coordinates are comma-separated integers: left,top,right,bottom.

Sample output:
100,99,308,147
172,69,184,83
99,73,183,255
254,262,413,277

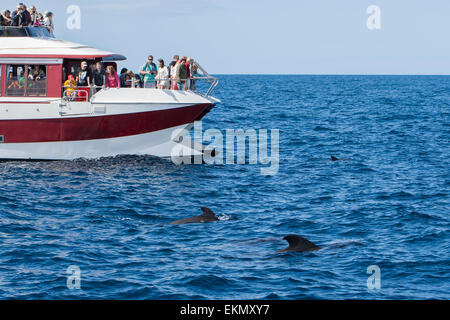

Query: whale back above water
169,207,219,224
277,234,321,253
330,155,349,161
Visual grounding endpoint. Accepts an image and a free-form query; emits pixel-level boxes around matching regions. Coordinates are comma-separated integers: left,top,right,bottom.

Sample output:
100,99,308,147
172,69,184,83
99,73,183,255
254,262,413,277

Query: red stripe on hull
0,103,212,143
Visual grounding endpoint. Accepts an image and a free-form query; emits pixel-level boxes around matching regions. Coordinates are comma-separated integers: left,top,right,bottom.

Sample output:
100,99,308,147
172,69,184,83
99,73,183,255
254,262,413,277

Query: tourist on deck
21,4,32,26
185,57,193,90
168,55,179,78
92,62,106,92
170,59,179,90
28,5,38,25
11,4,27,26
43,11,54,32
105,66,120,88
119,68,128,87
123,70,135,88
134,74,142,88
156,59,169,89
33,12,44,26
76,61,91,101
76,61,91,87
140,55,157,88
0,10,12,26
176,56,188,91
169,55,179,69
191,62,199,91
64,75,77,101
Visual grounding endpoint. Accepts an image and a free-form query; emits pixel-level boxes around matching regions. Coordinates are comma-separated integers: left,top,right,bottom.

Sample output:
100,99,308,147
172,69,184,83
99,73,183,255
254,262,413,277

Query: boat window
5,64,47,97
6,65,26,96
27,65,47,96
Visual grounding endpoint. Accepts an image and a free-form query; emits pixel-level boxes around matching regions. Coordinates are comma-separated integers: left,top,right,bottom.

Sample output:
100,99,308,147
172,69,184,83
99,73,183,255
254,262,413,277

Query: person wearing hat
76,61,91,101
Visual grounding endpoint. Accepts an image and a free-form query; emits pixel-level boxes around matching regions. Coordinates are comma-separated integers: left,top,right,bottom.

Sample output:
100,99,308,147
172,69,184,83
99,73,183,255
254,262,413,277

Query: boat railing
62,88,90,102
0,26,54,38
62,70,218,102
192,61,219,97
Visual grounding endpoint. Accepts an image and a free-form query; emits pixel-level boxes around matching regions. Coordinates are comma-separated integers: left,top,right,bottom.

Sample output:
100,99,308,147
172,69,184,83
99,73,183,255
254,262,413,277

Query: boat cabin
0,26,125,100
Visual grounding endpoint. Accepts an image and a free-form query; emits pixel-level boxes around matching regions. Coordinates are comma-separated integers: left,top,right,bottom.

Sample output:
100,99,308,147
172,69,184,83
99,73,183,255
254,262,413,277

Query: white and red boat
0,26,219,160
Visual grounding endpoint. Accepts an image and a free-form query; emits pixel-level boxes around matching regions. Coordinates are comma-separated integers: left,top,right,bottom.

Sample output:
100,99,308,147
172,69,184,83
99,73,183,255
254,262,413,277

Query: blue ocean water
0,75,449,299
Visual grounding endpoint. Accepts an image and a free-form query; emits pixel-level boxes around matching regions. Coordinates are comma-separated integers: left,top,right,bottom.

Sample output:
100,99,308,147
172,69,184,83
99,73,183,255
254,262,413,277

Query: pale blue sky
3,0,450,74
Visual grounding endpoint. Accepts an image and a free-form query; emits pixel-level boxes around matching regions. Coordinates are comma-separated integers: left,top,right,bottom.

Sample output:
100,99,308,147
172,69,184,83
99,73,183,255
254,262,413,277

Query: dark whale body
169,207,219,225
277,234,321,253
330,155,349,161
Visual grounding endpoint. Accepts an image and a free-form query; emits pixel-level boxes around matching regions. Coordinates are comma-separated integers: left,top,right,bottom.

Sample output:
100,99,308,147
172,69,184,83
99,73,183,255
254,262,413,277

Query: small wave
325,240,364,249
313,125,333,132
376,191,414,200
407,211,441,221
184,275,239,289
263,293,281,299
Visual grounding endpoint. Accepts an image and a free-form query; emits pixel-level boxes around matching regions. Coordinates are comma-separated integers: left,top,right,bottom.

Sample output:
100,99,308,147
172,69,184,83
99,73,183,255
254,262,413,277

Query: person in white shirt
43,11,54,32
156,59,170,89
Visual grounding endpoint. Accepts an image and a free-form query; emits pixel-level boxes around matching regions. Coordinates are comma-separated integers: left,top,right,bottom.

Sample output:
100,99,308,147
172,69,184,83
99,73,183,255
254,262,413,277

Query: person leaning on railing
176,56,188,91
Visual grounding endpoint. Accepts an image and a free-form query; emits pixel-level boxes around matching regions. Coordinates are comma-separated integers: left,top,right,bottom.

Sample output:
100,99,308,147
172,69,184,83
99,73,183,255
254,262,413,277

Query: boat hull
0,102,214,160
0,124,197,160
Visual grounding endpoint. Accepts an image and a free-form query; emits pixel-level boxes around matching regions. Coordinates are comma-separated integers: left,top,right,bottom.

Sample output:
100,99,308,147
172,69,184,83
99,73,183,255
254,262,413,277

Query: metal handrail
61,67,218,101
62,88,89,102
193,61,219,96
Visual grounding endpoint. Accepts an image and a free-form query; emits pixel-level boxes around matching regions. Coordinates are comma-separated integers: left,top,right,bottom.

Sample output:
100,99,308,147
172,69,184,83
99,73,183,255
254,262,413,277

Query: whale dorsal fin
201,207,215,217
284,234,317,249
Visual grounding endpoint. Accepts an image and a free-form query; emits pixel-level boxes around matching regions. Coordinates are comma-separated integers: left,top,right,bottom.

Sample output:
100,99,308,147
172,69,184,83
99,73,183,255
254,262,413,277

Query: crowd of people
139,55,199,90
63,55,200,100
0,3,54,32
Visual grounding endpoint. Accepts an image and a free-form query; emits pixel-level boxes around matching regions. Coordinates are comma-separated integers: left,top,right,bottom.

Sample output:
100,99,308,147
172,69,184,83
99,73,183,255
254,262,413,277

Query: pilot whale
277,234,321,253
169,207,219,225
330,155,349,161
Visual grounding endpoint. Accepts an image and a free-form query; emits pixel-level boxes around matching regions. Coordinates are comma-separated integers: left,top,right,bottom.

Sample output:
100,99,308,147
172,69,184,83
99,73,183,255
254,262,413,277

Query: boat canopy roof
0,27,126,61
